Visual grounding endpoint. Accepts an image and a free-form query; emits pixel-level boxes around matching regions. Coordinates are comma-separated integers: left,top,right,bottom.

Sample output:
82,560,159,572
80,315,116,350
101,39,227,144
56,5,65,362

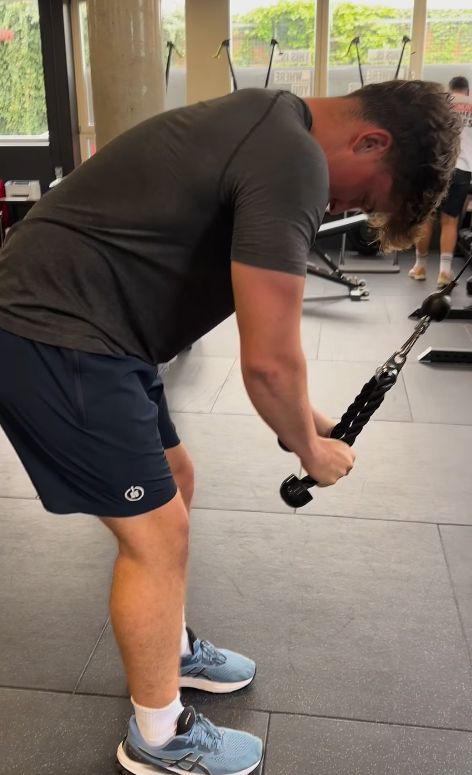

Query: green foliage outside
233,1,472,67
0,1,47,135
162,7,186,63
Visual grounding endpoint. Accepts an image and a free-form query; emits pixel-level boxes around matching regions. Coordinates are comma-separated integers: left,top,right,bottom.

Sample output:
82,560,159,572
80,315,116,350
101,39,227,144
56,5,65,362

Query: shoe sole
116,742,262,775
179,674,255,693
408,274,426,280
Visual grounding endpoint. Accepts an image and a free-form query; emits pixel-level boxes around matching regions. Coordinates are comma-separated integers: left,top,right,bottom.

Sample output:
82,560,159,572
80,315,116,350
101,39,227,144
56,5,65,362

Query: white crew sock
180,615,192,657
415,250,428,268
132,693,184,747
439,253,453,274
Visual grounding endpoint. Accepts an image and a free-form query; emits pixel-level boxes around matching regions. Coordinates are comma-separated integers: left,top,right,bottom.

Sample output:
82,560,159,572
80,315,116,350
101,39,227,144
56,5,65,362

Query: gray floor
1,251,472,774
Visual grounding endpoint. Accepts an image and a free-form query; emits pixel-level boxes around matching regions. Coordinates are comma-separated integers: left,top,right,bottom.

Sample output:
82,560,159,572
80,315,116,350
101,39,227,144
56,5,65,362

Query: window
231,0,316,97
71,0,95,160
0,0,48,143
423,0,472,87
328,0,413,96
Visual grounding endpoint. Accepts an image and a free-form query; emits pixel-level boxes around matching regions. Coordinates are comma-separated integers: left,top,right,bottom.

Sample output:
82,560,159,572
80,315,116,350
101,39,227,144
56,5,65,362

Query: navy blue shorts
440,168,472,218
0,328,180,516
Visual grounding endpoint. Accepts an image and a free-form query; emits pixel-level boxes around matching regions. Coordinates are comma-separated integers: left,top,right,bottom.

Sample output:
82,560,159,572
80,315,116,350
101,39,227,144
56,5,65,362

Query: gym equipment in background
394,35,412,80
214,39,238,91
305,214,370,301
264,38,282,88
278,248,472,507
346,36,364,87
165,41,183,91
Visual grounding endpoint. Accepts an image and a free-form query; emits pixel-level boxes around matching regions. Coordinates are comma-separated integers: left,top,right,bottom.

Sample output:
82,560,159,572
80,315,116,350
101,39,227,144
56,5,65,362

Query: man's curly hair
346,80,462,251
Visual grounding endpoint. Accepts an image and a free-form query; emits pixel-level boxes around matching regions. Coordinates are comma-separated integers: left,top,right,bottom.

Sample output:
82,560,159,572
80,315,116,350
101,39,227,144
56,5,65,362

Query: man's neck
303,96,360,154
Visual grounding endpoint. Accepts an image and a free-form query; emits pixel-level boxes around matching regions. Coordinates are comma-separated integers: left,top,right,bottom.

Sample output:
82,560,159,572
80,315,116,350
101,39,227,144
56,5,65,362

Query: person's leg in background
437,211,459,288
436,169,472,288
409,216,435,280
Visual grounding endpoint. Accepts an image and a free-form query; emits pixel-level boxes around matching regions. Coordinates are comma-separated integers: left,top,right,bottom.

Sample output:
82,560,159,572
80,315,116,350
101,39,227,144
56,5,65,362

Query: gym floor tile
0,687,267,775
302,295,389,326
212,360,412,422
439,525,472,660
163,355,235,413
263,714,472,775
317,318,472,363
0,499,114,691
172,411,296,514
189,314,240,358
0,428,36,499
403,362,472,425
300,314,323,359
79,510,472,731
299,420,472,524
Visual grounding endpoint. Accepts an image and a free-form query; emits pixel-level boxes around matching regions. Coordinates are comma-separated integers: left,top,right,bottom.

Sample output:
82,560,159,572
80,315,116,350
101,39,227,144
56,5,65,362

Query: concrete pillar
314,0,329,96
87,0,165,149
409,0,427,80
185,0,231,104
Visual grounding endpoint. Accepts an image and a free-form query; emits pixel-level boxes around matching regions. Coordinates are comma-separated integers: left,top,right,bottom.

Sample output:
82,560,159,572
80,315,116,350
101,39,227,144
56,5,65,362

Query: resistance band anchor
214,39,238,91
165,41,183,90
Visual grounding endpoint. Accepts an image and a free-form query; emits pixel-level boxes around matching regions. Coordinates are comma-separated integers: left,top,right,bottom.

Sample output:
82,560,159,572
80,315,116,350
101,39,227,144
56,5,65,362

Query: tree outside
0,0,47,135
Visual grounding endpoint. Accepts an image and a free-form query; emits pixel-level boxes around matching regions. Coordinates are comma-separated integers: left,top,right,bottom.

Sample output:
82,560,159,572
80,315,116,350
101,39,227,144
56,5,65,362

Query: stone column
185,0,231,104
409,0,427,80
87,0,165,149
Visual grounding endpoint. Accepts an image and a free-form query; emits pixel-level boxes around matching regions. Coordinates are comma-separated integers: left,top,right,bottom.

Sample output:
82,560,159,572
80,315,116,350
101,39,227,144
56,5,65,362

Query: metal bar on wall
38,0,80,177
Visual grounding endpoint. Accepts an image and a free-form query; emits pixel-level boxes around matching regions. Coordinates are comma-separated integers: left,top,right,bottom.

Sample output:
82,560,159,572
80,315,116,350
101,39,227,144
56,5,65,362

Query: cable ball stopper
420,291,452,321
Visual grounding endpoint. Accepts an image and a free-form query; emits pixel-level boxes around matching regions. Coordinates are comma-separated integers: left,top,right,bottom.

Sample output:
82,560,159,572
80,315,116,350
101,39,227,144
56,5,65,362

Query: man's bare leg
410,216,435,279
104,488,263,773
100,492,188,710
165,443,195,514
437,211,459,286
165,442,195,656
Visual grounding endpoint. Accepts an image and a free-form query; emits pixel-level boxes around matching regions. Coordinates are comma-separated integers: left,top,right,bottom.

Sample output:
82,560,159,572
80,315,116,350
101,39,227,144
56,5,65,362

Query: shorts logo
125,485,144,502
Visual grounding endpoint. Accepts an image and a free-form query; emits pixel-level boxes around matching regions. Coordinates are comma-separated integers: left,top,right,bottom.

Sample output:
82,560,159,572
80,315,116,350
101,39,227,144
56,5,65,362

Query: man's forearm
242,354,321,464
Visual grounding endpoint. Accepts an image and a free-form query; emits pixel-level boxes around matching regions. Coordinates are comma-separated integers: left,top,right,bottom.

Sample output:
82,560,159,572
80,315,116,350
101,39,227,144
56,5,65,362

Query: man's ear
352,130,392,158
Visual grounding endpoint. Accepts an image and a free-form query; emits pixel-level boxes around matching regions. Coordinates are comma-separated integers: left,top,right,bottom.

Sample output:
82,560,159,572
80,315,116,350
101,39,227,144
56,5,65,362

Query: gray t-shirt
0,88,328,364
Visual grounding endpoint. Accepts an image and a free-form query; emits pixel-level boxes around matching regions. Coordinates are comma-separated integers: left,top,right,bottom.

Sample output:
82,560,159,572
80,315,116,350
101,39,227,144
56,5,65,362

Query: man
410,76,472,288
0,81,460,775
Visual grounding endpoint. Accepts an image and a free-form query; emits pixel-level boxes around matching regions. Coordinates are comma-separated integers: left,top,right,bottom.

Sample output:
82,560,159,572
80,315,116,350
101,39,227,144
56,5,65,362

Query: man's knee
165,444,195,508
100,493,190,567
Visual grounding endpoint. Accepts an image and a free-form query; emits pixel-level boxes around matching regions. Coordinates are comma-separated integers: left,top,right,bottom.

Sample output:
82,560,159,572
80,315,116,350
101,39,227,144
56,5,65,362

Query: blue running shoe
117,705,263,775
180,628,256,693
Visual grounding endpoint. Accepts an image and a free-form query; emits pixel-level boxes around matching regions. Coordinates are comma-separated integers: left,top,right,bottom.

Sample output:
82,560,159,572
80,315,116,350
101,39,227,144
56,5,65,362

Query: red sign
0,29,14,42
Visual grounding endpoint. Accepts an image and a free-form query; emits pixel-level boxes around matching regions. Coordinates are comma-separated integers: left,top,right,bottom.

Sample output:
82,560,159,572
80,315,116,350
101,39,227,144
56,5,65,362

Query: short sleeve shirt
0,89,329,364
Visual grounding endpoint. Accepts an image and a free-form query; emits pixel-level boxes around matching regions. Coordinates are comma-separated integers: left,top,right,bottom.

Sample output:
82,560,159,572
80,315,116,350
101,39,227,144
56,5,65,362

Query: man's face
326,130,395,216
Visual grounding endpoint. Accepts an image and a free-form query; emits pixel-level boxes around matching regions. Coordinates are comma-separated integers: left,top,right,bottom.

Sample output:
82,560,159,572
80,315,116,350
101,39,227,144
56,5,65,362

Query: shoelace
189,713,223,750
200,639,227,665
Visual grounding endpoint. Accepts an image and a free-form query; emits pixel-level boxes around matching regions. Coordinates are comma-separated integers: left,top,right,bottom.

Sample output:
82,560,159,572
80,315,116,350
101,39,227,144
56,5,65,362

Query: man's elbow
241,353,305,389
